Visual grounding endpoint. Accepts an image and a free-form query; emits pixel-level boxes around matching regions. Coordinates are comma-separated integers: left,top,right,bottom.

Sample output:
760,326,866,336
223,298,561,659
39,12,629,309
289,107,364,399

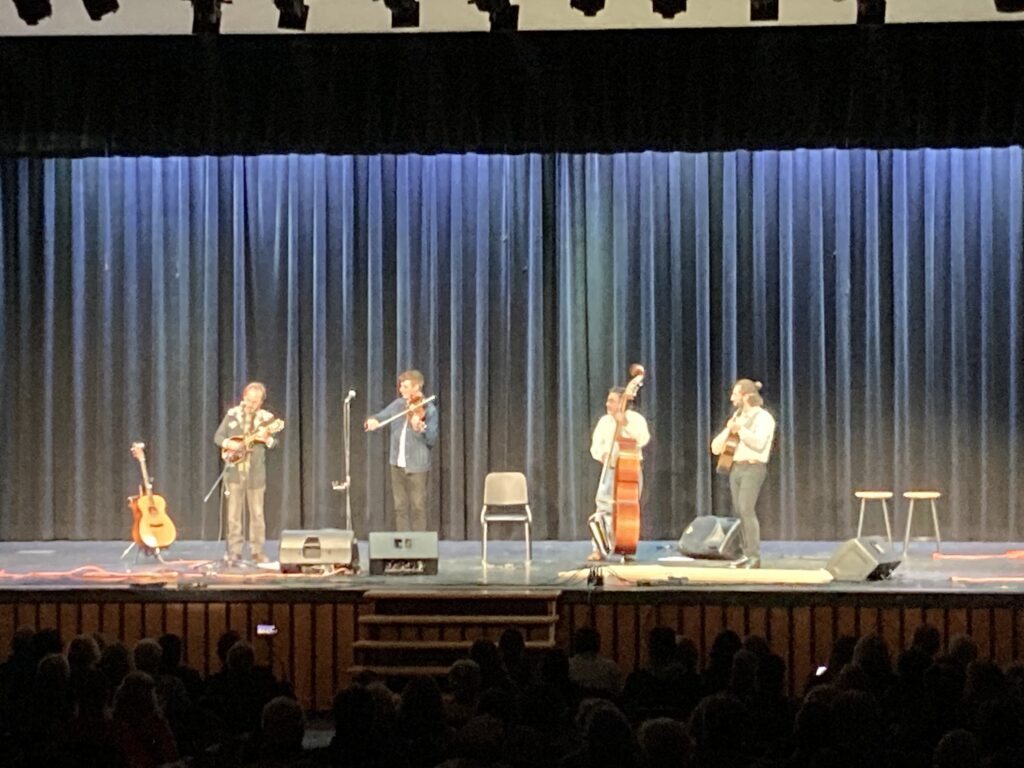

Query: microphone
345,390,357,404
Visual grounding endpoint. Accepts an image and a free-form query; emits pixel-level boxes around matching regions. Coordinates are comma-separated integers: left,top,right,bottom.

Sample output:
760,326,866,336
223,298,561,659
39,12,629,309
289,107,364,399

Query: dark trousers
729,462,767,558
390,465,429,531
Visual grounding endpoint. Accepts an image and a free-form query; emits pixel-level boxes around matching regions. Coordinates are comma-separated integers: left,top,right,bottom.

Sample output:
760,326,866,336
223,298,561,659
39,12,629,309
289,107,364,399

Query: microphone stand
332,391,355,530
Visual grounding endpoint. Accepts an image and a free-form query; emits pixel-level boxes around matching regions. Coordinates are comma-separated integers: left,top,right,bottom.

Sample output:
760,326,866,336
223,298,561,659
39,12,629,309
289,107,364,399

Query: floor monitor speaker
677,515,743,560
826,536,901,581
279,529,358,573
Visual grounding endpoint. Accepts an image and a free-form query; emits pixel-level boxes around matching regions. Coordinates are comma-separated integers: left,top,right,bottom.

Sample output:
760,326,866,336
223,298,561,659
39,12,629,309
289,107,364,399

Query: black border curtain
3,25,1024,157
2,149,1022,543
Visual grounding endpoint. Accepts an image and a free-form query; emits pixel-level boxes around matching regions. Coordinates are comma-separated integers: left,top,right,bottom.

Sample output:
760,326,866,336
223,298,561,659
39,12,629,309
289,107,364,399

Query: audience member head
498,628,525,661
755,653,786,699
216,629,242,668
99,642,133,691
676,637,699,673
825,635,858,676
933,728,981,768
113,671,159,726
851,634,893,684
708,630,742,668
834,663,871,693
158,634,184,672
477,686,517,725
638,717,691,768
261,695,305,754
792,700,831,753
227,640,256,675
575,697,619,733
10,625,35,659
332,684,375,743
895,646,932,688
540,648,571,687
572,627,602,656
447,659,482,705
67,633,101,673
728,649,759,698
964,660,1006,706
469,638,507,689
742,634,771,660
77,667,111,717
947,634,979,671
133,638,163,676
690,693,745,751
584,705,634,767
647,627,678,666
829,689,882,752
911,623,941,658
37,651,71,689
33,627,64,659
399,676,445,734
450,714,505,763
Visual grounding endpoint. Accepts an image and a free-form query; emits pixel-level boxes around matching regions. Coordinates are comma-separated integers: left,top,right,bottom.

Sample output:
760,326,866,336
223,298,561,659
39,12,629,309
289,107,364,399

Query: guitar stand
120,541,170,567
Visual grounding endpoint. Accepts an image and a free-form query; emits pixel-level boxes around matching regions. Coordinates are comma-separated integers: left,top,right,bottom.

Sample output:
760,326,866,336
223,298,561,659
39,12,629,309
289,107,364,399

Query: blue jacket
371,397,439,473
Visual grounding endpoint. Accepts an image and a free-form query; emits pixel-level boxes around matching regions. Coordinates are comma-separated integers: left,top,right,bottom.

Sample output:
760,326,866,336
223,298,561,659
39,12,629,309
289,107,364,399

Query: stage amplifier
368,531,439,576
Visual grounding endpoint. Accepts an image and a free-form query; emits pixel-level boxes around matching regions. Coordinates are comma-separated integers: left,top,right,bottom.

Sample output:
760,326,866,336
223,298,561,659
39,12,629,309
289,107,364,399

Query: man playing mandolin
710,379,776,569
365,369,439,531
588,384,650,561
214,382,283,564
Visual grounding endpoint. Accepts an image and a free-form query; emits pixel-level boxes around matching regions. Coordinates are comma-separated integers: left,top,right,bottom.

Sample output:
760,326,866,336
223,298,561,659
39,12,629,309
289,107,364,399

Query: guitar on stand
126,442,177,561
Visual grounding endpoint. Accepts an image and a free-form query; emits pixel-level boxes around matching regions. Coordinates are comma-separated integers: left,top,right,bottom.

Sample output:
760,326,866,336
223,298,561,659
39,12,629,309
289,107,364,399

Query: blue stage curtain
1,150,1022,543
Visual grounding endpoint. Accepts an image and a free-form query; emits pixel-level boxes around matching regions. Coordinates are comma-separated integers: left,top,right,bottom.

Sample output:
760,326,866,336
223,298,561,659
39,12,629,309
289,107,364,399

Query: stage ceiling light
995,0,1024,11
652,0,686,19
191,0,221,35
570,0,604,17
383,0,419,28
857,0,885,24
470,0,519,31
11,0,51,24
275,0,308,30
750,0,778,22
82,0,117,20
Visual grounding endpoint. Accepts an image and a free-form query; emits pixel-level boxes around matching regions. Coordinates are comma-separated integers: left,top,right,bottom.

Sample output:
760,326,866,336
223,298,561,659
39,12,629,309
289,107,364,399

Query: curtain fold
2,149,1022,543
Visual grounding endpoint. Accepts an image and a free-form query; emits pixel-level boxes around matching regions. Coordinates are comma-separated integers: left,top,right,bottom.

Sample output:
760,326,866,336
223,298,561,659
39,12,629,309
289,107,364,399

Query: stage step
351,589,561,682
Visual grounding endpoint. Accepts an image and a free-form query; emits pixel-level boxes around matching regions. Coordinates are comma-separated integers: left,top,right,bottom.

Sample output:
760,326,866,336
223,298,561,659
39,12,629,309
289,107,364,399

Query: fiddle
406,395,427,429
365,394,437,431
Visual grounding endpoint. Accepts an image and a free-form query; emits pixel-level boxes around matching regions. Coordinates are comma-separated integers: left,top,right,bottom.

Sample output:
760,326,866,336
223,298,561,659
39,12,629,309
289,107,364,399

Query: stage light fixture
383,0,419,28
749,0,778,21
570,0,604,16
856,0,885,24
191,0,221,35
652,0,686,18
11,0,51,24
995,0,1024,11
275,0,308,30
469,0,519,31
82,0,117,20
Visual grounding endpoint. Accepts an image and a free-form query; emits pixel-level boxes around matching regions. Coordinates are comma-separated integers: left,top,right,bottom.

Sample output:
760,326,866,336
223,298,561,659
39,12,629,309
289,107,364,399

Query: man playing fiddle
365,369,439,531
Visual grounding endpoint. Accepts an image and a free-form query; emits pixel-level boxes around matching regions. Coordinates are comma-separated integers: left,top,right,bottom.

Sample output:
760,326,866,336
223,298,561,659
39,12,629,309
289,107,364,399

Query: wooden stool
855,491,894,547
902,491,942,554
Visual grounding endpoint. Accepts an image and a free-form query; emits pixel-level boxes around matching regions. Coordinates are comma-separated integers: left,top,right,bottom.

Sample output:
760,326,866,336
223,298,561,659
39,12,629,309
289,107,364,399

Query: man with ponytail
710,379,776,569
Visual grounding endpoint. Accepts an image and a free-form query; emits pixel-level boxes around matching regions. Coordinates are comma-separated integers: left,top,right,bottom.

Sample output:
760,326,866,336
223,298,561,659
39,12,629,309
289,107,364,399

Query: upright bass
596,364,646,557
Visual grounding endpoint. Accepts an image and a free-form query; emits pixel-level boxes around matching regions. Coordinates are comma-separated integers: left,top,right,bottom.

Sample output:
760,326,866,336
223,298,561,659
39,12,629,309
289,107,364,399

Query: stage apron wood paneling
1,588,1022,711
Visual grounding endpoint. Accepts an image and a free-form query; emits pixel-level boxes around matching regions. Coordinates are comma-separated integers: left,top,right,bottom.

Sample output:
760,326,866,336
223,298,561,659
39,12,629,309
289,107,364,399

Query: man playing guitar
213,382,283,564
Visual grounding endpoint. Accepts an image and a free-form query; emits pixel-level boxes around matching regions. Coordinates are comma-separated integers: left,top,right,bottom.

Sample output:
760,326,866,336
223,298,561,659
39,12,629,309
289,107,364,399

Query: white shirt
710,406,776,463
590,410,651,466
397,421,408,468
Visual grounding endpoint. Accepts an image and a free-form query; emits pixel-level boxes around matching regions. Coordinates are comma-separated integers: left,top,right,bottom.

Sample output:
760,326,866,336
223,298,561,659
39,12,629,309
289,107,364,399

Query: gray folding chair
480,471,533,564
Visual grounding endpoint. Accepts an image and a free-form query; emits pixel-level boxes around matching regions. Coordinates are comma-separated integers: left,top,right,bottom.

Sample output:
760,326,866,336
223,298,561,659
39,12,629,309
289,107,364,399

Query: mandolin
128,442,177,551
221,417,285,464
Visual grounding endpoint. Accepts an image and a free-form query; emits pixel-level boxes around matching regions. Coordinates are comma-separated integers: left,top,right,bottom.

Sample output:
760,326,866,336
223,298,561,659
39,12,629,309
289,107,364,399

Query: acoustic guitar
221,417,285,464
128,442,177,551
715,413,741,475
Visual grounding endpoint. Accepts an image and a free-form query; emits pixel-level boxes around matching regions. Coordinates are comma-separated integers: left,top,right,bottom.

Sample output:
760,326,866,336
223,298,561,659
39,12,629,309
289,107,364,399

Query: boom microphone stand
332,389,356,530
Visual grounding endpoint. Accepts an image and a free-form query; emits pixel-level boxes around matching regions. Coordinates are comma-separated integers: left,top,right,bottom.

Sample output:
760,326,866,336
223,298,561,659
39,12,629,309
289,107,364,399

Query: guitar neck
137,455,154,502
